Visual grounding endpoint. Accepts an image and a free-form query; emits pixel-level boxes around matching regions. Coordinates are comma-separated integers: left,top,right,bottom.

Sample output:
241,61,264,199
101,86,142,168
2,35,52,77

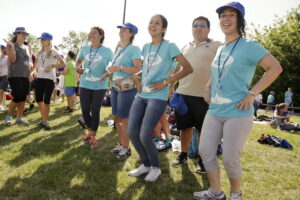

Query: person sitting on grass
270,103,300,132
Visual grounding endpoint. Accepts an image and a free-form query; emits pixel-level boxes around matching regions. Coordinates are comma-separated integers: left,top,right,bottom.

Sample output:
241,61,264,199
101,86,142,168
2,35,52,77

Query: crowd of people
0,2,285,200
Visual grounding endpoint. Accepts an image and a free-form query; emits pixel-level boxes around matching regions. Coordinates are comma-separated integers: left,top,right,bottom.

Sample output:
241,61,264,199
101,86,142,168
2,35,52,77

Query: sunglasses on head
193,23,207,28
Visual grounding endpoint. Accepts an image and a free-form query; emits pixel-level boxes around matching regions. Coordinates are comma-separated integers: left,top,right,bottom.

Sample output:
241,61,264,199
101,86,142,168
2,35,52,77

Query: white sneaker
144,166,161,182
229,192,242,200
0,105,5,112
111,144,123,154
128,164,150,177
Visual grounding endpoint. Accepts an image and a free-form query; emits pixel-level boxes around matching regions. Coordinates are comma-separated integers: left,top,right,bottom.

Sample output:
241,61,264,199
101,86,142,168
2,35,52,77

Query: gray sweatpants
199,114,253,179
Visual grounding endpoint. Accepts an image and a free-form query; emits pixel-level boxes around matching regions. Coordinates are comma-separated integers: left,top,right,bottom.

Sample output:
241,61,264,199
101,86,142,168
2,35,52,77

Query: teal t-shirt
208,38,269,117
138,40,180,101
285,91,293,101
112,44,141,80
78,45,113,90
267,95,275,104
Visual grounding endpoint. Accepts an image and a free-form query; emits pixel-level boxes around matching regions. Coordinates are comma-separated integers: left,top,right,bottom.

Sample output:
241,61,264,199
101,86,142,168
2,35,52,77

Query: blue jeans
128,96,167,168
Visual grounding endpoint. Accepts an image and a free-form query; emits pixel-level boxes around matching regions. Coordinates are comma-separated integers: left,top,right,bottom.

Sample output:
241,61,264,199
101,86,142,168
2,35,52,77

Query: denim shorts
65,87,76,96
111,87,137,118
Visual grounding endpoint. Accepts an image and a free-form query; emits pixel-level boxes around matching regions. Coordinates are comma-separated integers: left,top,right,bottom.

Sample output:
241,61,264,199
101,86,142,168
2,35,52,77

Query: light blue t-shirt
78,45,113,90
285,91,293,102
267,94,275,104
112,45,141,87
208,38,269,117
138,40,181,101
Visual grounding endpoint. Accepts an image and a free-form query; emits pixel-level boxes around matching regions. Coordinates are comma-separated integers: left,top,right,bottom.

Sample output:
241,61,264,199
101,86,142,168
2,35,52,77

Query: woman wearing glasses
127,14,193,182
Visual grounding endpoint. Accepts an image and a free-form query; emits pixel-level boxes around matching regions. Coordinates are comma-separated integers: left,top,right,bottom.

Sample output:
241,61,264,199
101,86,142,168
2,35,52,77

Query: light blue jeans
128,96,167,168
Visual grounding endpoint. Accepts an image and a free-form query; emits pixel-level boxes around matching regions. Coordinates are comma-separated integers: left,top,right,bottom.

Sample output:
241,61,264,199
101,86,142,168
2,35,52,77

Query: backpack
258,134,293,149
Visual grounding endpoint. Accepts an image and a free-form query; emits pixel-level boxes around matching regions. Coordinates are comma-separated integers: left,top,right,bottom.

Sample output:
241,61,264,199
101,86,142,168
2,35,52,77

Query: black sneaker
172,153,188,165
78,116,87,129
42,122,52,131
195,157,206,174
64,109,73,113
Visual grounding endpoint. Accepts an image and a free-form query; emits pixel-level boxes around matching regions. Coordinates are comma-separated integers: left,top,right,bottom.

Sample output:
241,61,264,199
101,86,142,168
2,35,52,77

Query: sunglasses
193,23,207,28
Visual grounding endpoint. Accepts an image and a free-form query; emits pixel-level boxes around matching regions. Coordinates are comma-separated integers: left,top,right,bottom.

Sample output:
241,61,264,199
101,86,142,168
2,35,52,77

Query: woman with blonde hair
31,32,66,130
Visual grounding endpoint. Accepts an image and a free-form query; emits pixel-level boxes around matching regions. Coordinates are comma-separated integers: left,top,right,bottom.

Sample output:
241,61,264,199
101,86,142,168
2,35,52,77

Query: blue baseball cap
216,2,245,17
38,32,53,40
13,27,30,35
0,45,6,49
117,23,138,34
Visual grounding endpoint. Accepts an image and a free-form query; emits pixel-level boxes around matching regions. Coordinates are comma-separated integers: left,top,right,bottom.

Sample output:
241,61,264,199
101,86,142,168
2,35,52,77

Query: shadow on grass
0,129,127,200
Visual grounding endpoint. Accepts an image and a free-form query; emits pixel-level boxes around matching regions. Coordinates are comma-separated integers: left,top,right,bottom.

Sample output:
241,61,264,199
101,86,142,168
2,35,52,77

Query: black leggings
79,87,106,132
8,77,30,103
35,78,55,104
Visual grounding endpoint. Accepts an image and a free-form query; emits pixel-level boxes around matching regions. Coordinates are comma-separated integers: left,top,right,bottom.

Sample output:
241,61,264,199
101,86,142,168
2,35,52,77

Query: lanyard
0,56,4,64
216,38,240,90
88,46,100,67
111,44,130,65
146,40,164,75
40,52,47,68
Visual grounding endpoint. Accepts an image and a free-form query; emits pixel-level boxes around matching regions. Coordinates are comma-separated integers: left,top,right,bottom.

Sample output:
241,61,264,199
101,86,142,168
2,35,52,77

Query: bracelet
248,91,256,97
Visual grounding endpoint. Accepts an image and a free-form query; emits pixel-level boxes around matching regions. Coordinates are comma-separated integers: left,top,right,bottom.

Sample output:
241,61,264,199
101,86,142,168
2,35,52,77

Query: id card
85,68,90,73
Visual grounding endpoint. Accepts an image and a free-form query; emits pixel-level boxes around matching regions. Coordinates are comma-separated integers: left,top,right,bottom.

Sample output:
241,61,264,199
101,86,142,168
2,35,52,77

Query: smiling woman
75,27,113,149
193,2,283,200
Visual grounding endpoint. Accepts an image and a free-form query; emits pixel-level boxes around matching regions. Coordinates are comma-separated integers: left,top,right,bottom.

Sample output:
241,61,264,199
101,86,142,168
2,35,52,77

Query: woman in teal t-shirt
76,27,113,148
127,14,193,182
105,23,142,160
194,2,282,200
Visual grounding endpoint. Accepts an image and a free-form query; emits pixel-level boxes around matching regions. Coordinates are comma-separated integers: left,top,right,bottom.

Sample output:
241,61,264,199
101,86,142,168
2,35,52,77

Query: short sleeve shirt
78,45,113,90
138,40,181,101
37,50,59,81
208,38,269,117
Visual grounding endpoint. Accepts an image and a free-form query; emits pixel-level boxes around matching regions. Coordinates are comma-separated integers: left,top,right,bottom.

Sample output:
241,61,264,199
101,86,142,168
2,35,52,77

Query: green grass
0,104,299,200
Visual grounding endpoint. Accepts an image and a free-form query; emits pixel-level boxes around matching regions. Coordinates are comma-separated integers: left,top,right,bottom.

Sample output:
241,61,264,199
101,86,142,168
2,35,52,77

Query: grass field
0,102,299,200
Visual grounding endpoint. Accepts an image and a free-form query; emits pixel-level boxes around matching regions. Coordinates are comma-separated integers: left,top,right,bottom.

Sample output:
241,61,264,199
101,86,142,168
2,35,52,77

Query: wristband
248,91,256,97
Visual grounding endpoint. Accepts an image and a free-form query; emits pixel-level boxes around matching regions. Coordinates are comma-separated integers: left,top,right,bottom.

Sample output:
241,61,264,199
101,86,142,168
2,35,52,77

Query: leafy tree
250,5,300,106
58,31,89,56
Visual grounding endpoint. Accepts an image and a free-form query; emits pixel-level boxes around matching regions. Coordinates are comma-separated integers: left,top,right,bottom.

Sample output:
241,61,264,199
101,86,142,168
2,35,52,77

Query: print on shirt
84,52,103,81
211,51,233,105
142,53,162,90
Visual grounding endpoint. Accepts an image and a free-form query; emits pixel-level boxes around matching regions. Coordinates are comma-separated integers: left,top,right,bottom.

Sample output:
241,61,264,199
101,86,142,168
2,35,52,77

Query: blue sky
0,0,299,53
